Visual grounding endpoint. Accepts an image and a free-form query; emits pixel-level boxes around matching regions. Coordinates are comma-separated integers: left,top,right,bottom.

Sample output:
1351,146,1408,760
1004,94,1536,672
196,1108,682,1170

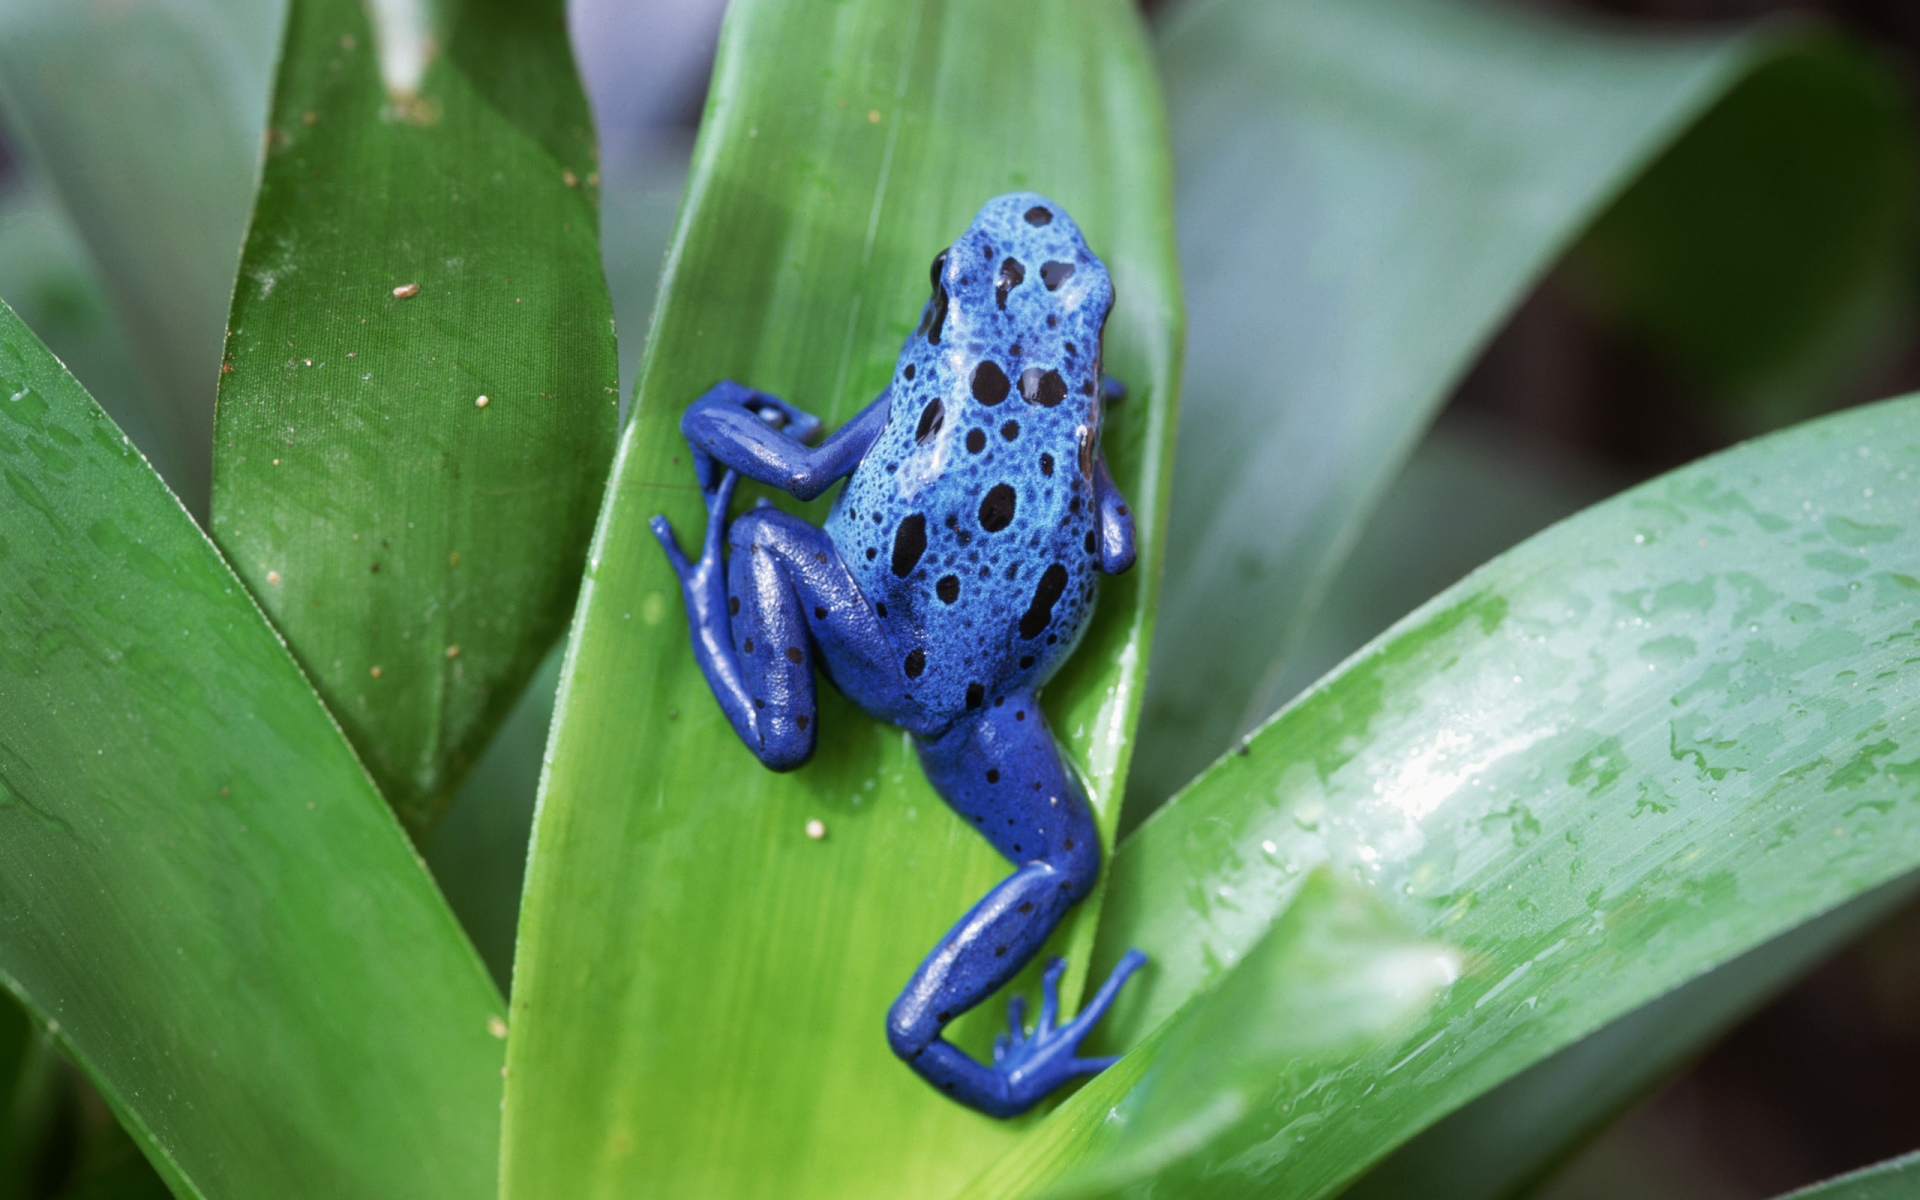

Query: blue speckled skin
650,193,1146,1118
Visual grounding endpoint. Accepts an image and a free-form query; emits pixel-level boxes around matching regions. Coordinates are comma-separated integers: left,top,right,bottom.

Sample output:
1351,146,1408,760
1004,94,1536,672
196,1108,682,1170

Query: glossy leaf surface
0,300,504,1199
503,0,1181,1196
1345,874,1916,1200
1042,870,1458,1197
1132,0,1914,808
0,0,281,510
965,395,1920,1197
211,0,618,836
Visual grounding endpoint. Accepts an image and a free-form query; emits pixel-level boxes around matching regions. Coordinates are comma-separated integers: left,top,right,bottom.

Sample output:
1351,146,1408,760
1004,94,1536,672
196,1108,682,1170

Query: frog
649,192,1147,1119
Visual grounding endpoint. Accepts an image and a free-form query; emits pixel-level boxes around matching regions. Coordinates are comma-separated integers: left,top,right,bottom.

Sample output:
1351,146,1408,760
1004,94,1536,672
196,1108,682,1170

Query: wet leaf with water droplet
962,396,1920,1198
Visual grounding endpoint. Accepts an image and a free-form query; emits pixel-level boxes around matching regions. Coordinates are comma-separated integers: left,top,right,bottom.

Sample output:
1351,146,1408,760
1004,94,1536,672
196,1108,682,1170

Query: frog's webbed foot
1101,376,1126,405
990,952,1149,1096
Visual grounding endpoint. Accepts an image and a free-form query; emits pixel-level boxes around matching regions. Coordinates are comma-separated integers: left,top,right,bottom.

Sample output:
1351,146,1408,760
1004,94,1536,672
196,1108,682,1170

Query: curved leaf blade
1048,870,1459,1197
503,0,1181,1196
211,0,618,836
0,300,504,1199
1132,0,1914,809
1344,873,1916,1200
970,394,1920,1197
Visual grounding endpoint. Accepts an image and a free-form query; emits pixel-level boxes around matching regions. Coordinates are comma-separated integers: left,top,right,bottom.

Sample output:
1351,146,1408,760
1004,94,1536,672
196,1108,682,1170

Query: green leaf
210,0,619,836
1778,1150,1920,1199
0,0,282,512
503,0,1181,1195
420,151,687,990
1344,875,1915,1200
1131,0,1915,810
1042,869,1458,1197
0,298,504,1198
967,394,1920,1198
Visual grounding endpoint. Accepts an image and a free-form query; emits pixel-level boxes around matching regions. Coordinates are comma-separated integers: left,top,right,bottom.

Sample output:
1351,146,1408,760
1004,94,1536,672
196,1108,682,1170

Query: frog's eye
922,248,953,345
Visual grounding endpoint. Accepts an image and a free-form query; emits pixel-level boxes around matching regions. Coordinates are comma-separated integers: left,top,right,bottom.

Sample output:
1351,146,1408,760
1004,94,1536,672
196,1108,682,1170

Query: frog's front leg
1092,453,1136,575
682,380,888,500
887,695,1148,1118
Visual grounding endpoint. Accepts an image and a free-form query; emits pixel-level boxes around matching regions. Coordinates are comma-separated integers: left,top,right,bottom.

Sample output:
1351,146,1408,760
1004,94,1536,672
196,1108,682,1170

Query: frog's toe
1035,955,1068,1034
650,515,692,576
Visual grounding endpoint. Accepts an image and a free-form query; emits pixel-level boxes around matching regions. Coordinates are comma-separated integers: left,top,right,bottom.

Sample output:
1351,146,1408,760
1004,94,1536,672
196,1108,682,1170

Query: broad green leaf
210,0,619,836
1780,1151,1920,1199
1345,874,1916,1200
503,0,1181,1196
966,395,1920,1198
1131,0,1914,810
0,0,282,512
1042,870,1459,1197
0,298,504,1198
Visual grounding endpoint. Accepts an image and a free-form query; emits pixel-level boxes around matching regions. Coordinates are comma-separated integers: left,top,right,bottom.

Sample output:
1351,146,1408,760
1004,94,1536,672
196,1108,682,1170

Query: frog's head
913,192,1115,410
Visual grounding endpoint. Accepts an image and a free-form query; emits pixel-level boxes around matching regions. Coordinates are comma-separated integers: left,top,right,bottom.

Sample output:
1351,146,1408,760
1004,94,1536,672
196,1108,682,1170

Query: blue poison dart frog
650,193,1147,1118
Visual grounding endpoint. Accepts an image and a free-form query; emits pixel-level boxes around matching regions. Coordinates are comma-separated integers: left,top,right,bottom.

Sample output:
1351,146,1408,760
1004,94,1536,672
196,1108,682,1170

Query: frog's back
826,193,1114,724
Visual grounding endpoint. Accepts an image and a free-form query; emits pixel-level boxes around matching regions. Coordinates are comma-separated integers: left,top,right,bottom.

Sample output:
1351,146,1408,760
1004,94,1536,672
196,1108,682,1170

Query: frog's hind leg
887,696,1148,1118
651,473,863,771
